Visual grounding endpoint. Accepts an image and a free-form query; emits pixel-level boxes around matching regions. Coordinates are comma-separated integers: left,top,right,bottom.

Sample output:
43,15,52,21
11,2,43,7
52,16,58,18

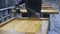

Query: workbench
0,18,49,34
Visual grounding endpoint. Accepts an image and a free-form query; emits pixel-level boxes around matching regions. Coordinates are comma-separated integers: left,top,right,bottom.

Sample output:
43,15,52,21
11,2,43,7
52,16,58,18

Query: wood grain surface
0,18,42,34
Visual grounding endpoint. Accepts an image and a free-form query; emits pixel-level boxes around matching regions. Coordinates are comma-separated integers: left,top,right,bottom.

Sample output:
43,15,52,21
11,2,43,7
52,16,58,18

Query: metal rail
0,4,25,23
0,4,25,11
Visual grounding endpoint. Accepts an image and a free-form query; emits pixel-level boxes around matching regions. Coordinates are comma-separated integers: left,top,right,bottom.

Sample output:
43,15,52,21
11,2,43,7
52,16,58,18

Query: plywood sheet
0,18,41,34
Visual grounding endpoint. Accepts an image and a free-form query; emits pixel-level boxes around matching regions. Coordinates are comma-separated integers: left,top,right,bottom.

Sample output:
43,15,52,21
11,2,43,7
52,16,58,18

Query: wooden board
42,2,52,8
21,9,58,14
0,18,49,34
41,9,58,14
0,18,41,34
11,9,58,14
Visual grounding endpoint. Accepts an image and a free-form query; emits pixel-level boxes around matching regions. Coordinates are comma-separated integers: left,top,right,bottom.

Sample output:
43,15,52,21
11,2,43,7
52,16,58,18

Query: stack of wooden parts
11,2,58,14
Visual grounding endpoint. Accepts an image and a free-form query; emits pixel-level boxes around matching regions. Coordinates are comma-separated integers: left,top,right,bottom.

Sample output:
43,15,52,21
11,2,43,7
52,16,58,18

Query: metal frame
0,4,25,23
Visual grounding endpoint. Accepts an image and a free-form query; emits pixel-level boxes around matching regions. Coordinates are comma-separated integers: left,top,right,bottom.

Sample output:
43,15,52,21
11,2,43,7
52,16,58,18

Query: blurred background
0,0,60,34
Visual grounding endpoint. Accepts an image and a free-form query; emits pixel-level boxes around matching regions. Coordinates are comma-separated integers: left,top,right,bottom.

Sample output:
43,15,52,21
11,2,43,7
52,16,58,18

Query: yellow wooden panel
0,18,41,34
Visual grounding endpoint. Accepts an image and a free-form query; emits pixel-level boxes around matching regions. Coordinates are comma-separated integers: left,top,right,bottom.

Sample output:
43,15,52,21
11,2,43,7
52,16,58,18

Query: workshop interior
0,0,60,34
